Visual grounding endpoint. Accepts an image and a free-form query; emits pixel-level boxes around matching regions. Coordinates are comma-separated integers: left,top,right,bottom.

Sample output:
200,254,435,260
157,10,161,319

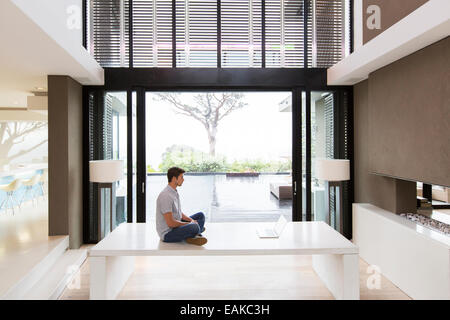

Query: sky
145,92,292,170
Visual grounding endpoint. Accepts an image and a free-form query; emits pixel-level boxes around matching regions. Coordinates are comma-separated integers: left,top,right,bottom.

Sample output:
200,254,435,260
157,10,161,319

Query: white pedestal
90,256,135,300
312,253,360,300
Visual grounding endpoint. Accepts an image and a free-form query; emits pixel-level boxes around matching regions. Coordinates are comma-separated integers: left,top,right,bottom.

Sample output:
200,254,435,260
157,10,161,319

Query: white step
1,236,69,300
24,248,87,300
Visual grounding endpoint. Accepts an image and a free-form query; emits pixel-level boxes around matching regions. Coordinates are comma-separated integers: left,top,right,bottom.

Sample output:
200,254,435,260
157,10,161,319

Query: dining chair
39,169,48,200
0,179,23,215
21,174,42,206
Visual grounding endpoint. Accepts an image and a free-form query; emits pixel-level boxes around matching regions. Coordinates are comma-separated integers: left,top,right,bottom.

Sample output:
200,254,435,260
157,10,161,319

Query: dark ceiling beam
102,67,329,90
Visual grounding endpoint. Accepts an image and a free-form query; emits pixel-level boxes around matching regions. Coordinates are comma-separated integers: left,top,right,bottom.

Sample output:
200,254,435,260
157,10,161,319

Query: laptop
256,215,288,238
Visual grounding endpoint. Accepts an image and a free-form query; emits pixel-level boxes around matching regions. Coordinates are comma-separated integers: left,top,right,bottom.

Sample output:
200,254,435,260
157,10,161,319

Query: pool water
146,174,293,223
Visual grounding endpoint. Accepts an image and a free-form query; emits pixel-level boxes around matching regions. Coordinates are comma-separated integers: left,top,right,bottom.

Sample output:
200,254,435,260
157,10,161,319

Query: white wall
8,0,103,85
12,0,83,47
353,0,363,51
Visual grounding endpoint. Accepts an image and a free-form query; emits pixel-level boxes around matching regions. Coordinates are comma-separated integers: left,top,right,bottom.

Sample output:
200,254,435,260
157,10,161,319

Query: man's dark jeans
163,212,205,242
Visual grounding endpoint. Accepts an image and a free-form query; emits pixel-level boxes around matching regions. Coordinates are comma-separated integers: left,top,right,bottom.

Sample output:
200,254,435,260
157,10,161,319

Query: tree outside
147,91,292,174
154,92,247,157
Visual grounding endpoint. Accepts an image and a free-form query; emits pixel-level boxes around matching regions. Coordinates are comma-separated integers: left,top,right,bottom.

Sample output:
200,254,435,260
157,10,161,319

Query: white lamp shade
89,160,124,183
315,159,350,181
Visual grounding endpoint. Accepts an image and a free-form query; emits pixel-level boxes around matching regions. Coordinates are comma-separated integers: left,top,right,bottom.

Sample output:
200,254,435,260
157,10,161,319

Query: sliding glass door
310,91,335,224
132,87,351,233
304,89,352,236
85,86,352,241
85,91,129,242
127,90,137,223
139,90,297,224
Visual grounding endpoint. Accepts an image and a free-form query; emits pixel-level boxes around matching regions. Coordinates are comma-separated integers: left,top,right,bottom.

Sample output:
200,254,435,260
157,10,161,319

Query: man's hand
182,212,195,223
191,219,198,224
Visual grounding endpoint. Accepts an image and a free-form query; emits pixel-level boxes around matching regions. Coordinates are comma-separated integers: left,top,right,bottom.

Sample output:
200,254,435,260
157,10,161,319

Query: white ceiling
0,0,104,109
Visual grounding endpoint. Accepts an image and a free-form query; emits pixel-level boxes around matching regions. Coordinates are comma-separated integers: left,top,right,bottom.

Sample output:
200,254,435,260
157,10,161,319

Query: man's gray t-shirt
156,185,182,240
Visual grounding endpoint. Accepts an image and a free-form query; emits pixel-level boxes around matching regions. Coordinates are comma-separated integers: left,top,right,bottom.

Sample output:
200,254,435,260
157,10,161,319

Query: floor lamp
89,160,124,241
315,159,350,234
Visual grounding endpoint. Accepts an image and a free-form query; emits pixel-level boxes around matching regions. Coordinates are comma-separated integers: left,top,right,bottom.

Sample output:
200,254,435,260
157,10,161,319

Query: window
133,0,172,67
221,0,262,68
87,0,350,68
266,0,304,68
89,0,129,67
176,0,218,67
308,0,350,68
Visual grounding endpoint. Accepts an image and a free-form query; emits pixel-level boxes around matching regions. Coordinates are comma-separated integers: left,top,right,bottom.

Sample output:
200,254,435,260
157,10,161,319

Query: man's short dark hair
167,167,186,183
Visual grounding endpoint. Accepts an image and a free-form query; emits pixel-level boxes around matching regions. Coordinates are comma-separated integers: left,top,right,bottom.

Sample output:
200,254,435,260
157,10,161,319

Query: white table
89,221,359,300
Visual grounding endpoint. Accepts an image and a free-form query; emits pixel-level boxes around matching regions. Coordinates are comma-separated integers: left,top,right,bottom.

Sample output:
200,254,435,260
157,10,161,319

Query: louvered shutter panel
175,0,187,66
221,0,262,68
133,0,172,67
88,92,97,242
265,0,282,67
284,0,304,67
266,0,304,68
324,93,334,159
308,0,349,68
176,0,217,67
340,91,351,237
323,93,335,229
156,0,173,67
251,0,263,67
133,0,155,67
89,0,129,67
103,94,113,160
88,0,349,68
88,93,95,163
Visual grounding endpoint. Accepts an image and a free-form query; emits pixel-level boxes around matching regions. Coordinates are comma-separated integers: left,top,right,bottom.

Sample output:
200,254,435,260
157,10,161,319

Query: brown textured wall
354,80,417,214
362,0,429,44
48,76,83,249
369,37,450,187
67,77,83,249
354,38,450,213
354,80,394,211
48,76,69,235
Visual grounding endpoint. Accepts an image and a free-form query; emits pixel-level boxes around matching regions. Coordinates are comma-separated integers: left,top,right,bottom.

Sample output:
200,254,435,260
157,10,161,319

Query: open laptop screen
274,215,288,235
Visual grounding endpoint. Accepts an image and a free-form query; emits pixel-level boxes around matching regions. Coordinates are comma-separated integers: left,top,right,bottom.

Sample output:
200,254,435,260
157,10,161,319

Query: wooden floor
60,254,411,300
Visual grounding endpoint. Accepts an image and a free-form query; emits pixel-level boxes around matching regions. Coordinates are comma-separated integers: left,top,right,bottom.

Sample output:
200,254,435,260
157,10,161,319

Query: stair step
24,249,87,300
1,236,69,300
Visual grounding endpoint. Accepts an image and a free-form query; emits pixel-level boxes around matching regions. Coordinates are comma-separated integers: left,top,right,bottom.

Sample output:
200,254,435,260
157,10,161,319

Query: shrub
154,144,291,173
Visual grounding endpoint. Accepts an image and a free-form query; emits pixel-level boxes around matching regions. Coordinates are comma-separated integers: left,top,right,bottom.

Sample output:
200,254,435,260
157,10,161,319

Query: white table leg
312,254,360,300
90,256,135,300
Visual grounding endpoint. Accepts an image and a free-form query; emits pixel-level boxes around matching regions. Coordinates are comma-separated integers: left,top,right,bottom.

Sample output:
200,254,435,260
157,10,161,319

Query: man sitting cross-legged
156,167,207,246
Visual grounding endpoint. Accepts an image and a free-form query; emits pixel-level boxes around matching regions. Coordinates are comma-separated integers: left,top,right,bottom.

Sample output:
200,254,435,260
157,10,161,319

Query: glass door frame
302,87,354,236
83,84,352,242
133,87,304,224
135,87,147,222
